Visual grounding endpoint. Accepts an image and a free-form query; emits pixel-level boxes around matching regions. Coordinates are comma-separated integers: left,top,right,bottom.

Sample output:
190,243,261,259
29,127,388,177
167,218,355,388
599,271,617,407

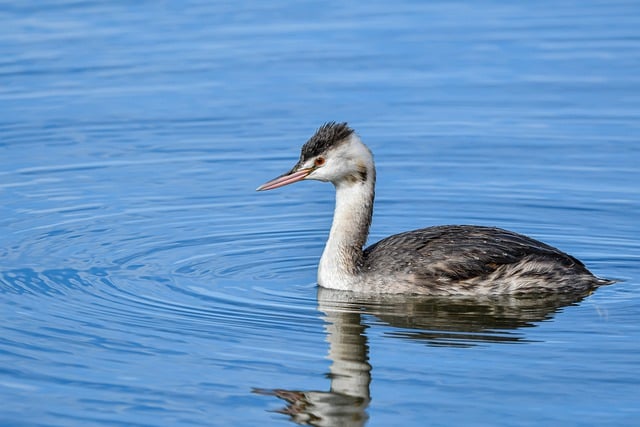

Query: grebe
257,122,610,295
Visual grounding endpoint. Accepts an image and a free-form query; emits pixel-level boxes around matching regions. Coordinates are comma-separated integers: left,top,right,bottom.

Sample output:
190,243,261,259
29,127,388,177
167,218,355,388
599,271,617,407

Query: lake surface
1,1,639,426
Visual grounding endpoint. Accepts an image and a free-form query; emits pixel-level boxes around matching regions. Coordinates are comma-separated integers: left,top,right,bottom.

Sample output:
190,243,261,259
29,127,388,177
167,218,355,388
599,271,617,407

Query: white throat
318,173,375,290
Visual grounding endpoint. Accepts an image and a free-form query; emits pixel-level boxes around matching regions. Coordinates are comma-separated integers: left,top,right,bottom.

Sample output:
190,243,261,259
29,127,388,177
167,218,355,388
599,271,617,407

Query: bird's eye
314,157,325,167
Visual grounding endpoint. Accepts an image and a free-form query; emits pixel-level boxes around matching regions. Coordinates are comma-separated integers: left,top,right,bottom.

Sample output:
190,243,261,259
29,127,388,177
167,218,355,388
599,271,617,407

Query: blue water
2,1,640,426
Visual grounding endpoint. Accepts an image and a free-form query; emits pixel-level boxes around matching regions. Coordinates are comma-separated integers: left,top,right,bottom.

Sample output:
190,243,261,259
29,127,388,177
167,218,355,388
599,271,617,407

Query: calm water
2,1,640,426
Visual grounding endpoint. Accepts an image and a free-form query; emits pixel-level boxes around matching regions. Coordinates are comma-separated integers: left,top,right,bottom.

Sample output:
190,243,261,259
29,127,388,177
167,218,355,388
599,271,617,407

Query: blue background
1,1,639,426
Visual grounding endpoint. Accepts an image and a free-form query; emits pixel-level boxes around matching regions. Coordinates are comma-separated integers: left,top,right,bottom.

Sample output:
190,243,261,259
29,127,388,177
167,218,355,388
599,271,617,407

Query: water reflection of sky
1,1,639,426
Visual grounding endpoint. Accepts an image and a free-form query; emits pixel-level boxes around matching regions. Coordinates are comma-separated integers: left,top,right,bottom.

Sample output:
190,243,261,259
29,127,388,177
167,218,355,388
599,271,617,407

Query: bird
257,122,611,295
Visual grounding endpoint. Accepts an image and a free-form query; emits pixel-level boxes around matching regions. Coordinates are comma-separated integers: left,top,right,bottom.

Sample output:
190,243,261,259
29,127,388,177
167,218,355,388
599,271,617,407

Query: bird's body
361,225,601,295
257,122,610,295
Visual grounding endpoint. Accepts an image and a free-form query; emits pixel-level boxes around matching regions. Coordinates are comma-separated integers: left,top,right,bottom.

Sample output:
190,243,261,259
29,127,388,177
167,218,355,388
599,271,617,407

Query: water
1,1,639,426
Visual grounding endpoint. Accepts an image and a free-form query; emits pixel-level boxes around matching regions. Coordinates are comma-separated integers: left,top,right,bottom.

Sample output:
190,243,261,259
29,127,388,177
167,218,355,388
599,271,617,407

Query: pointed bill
256,168,312,191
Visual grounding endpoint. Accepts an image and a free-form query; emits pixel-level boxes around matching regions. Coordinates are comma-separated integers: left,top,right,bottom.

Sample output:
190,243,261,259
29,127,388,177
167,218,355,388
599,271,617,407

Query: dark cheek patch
358,167,368,182
345,164,368,184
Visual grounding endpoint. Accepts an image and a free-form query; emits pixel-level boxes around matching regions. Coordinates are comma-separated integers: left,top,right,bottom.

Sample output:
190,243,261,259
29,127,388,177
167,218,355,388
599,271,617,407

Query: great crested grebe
257,122,611,295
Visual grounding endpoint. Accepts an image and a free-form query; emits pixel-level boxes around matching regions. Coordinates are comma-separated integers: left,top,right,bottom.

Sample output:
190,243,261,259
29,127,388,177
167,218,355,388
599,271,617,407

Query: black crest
300,122,354,161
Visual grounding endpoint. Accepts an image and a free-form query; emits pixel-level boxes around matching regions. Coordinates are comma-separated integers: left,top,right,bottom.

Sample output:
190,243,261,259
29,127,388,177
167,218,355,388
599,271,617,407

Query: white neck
318,177,375,290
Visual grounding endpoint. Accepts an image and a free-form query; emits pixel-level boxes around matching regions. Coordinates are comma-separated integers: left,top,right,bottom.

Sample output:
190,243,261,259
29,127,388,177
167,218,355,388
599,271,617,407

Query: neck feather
318,170,375,289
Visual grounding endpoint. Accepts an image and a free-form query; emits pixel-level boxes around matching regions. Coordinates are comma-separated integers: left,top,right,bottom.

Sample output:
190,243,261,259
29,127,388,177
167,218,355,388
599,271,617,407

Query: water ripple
2,1,639,424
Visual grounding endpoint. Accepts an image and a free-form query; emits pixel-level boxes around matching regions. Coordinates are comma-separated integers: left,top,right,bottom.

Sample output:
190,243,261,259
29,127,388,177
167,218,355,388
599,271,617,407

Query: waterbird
257,122,611,295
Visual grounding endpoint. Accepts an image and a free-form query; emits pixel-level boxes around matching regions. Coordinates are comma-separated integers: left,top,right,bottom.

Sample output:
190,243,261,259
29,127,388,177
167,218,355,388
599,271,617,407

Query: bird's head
257,122,374,191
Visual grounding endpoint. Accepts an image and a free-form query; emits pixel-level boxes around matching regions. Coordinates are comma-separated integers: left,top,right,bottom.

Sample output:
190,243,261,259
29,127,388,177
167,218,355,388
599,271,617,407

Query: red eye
315,157,325,167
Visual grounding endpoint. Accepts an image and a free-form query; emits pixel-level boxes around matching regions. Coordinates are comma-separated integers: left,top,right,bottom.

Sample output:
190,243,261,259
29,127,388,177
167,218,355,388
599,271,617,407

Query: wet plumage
257,122,611,295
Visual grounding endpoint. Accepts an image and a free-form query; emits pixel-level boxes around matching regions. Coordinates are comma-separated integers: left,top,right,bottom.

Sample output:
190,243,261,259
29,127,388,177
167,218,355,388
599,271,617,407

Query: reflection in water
255,305,370,427
329,289,595,347
256,286,594,425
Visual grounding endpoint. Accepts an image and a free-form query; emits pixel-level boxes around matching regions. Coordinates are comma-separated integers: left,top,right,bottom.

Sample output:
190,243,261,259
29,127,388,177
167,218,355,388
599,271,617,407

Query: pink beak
256,168,312,191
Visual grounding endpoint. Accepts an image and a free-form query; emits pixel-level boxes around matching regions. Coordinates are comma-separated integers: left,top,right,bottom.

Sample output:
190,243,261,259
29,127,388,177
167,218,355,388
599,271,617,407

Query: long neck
318,170,375,289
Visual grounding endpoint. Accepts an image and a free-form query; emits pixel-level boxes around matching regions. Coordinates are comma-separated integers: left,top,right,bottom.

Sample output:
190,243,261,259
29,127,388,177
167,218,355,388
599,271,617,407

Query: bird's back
362,225,608,295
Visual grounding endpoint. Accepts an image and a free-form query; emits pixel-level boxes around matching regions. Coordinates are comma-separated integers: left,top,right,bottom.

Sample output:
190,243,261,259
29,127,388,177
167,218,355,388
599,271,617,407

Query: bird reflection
254,286,595,425
254,303,370,427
